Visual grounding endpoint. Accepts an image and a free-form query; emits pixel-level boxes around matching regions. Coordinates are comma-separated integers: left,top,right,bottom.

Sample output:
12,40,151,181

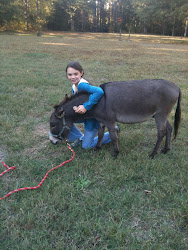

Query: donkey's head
49,95,72,143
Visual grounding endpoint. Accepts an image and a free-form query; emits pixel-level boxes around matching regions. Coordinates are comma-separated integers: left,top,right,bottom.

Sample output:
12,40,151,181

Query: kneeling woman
50,61,118,148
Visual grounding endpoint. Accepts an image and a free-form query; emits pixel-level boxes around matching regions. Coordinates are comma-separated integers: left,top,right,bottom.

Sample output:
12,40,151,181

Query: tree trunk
25,0,29,31
128,28,131,40
99,1,101,31
108,1,113,32
92,1,97,32
172,16,175,36
5,20,8,31
184,20,188,37
71,15,74,31
113,1,117,32
162,21,165,36
143,20,147,34
81,10,84,31
36,0,39,19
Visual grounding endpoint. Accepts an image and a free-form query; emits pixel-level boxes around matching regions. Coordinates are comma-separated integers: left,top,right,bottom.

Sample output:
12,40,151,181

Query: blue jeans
67,124,111,149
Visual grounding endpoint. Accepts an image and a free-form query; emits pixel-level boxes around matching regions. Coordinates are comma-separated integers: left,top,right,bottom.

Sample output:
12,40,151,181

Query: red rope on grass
0,145,75,200
0,162,16,177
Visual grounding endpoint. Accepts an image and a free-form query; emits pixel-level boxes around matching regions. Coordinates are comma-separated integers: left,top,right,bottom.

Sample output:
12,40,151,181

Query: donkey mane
54,91,89,109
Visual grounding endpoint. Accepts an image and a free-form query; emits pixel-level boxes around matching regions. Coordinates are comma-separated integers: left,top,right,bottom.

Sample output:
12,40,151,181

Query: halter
51,117,71,140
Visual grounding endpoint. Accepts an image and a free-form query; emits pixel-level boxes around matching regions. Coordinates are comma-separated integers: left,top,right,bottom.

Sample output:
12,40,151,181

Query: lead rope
0,142,75,200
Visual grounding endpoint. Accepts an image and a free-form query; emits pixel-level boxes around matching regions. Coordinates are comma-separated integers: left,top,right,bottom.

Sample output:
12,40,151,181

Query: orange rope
0,145,75,200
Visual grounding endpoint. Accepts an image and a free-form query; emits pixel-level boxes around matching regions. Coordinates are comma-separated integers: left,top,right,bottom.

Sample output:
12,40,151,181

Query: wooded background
0,0,188,36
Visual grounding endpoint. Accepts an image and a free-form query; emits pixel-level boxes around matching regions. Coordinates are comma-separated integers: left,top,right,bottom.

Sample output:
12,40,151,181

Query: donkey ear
56,109,65,119
54,104,59,109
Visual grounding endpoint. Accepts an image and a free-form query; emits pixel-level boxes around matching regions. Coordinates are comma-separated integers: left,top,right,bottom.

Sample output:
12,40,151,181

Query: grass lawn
0,31,187,249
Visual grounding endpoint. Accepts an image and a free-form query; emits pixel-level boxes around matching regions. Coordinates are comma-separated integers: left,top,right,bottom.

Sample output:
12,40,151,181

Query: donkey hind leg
95,123,105,151
161,120,172,154
150,116,167,159
107,124,119,158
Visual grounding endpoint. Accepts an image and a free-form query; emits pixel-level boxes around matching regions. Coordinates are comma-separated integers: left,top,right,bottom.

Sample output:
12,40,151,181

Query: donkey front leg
108,124,119,158
95,123,105,151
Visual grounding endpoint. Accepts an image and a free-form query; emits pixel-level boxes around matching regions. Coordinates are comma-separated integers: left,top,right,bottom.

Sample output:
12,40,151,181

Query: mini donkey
50,79,181,158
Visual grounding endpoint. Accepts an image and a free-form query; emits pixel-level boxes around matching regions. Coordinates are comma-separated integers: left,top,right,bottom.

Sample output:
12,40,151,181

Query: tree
0,0,21,30
0,0,187,36
135,0,188,36
47,0,70,30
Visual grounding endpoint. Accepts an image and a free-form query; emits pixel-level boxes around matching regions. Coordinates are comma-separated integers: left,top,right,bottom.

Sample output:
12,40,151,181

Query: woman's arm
78,82,104,111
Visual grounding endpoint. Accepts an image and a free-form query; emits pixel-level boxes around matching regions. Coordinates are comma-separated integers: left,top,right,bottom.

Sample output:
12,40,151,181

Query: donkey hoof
94,146,101,152
112,151,119,158
161,148,170,154
149,153,155,159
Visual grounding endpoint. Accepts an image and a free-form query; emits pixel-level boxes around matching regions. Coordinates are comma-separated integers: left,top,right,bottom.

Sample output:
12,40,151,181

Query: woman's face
66,67,83,85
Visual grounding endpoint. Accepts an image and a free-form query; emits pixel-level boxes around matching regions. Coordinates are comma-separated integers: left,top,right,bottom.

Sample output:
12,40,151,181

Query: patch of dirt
24,141,48,157
23,123,49,158
24,122,77,159
34,123,49,137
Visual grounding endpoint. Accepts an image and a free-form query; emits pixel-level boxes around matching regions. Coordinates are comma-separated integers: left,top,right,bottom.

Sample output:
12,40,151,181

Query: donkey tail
173,89,181,140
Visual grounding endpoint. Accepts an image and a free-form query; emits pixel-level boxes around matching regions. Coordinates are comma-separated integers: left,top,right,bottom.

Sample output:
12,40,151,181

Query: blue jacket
72,78,104,130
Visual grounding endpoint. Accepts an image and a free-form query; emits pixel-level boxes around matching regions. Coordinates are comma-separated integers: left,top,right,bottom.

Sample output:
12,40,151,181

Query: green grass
0,32,187,249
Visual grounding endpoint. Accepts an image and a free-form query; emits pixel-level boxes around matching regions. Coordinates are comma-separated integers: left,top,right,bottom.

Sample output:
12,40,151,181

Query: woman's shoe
116,125,120,134
71,138,82,147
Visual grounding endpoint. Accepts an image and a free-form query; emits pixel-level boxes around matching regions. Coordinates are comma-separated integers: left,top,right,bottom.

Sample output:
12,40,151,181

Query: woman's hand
73,105,87,114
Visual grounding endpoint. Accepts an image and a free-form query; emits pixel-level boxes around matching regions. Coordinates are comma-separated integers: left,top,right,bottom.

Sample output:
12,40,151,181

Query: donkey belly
115,112,155,124
108,96,157,124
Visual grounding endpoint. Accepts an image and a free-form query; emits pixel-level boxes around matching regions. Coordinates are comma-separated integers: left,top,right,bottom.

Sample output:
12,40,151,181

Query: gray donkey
50,79,181,158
